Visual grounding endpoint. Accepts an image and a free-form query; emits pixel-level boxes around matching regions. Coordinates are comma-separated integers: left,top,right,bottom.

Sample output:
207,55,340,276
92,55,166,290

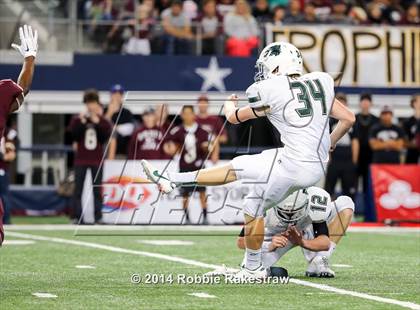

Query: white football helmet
274,189,309,224
254,42,303,82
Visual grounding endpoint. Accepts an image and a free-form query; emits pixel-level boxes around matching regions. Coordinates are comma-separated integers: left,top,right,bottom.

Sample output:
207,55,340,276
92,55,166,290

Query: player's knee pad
335,195,355,213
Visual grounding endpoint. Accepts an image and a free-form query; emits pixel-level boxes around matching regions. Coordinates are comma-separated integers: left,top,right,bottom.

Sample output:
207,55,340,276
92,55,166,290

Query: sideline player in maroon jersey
0,25,37,245
128,107,162,160
196,95,227,162
69,90,112,224
163,105,214,224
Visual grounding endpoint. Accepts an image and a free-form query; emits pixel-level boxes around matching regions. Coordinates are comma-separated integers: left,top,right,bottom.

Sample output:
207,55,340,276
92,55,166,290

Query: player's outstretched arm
223,94,269,124
329,98,356,150
12,25,37,93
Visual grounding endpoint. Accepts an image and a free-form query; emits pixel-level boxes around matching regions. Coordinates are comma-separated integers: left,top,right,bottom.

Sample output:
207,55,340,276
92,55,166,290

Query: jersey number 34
290,79,326,118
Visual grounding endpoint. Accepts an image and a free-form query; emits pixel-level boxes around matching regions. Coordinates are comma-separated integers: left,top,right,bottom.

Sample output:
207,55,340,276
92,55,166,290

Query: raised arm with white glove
11,24,38,59
9,25,38,106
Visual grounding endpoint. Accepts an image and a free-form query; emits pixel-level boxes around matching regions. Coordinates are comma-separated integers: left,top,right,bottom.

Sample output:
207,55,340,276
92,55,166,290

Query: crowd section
76,0,419,55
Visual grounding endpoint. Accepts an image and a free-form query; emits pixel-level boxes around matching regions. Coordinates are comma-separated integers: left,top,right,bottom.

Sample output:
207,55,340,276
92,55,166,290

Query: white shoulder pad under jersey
245,75,290,109
306,187,332,223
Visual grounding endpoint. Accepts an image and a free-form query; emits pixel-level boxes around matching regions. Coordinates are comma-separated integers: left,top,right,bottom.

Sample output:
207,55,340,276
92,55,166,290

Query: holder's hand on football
285,226,304,247
268,234,289,251
11,25,38,58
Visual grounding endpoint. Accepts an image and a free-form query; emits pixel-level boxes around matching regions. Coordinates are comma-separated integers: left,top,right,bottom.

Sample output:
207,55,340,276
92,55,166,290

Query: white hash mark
188,292,217,299
32,293,57,298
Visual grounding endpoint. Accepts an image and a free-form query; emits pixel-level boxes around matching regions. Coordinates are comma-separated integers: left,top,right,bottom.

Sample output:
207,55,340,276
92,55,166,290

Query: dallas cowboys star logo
195,57,232,92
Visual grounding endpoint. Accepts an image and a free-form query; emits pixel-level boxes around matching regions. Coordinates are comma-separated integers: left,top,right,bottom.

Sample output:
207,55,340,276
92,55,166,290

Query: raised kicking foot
305,255,335,278
141,160,176,194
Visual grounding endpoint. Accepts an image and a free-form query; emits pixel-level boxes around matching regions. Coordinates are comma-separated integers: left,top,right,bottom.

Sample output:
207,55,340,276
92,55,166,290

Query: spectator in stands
311,0,332,21
87,0,119,43
128,108,163,159
143,0,159,18
217,0,235,16
121,4,155,55
224,0,259,57
183,0,199,20
367,2,387,24
403,94,420,163
196,94,227,162
272,5,286,25
69,89,112,224
161,0,193,54
369,106,405,164
354,93,378,188
329,0,354,24
253,0,273,23
348,5,368,24
0,126,18,225
105,84,135,159
163,105,212,224
88,0,117,21
196,0,223,55
156,0,172,14
301,2,321,23
402,3,419,25
325,93,358,200
284,0,304,23
268,0,289,10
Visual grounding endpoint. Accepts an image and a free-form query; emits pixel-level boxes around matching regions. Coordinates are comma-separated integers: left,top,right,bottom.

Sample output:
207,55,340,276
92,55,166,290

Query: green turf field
1,226,419,310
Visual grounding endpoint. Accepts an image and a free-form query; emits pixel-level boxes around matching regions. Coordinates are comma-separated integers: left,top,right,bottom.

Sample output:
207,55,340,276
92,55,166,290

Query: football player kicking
236,186,354,278
142,42,355,279
0,25,37,245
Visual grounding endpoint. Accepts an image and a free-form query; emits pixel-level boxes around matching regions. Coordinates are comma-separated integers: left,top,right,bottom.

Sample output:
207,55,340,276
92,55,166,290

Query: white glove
11,25,38,58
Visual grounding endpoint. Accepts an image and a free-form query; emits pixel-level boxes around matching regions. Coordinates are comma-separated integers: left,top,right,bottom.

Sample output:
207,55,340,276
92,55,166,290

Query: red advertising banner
371,165,420,223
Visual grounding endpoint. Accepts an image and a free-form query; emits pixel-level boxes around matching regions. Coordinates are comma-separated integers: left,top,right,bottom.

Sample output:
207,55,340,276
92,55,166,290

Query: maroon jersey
0,79,23,135
167,123,210,171
69,115,112,166
196,115,226,139
128,126,162,159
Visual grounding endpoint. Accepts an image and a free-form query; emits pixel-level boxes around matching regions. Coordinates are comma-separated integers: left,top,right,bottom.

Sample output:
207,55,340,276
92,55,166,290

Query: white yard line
137,240,195,246
188,292,217,299
2,240,36,245
32,292,57,298
5,224,420,233
332,264,352,268
7,231,420,310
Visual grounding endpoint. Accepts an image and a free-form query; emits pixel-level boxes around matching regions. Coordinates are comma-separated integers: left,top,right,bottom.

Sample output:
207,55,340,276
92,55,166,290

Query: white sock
245,248,262,270
316,241,336,259
167,171,197,186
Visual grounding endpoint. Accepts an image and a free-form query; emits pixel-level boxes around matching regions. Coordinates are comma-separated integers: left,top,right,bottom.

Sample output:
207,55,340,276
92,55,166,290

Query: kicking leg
142,160,237,193
244,214,265,269
170,164,237,186
141,150,279,193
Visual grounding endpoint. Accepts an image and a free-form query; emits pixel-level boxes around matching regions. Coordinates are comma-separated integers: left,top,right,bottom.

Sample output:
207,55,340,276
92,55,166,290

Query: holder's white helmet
274,189,309,224
254,42,303,82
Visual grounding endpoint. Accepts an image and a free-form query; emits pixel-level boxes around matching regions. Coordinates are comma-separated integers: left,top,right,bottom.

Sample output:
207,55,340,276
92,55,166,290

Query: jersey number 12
290,79,326,117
